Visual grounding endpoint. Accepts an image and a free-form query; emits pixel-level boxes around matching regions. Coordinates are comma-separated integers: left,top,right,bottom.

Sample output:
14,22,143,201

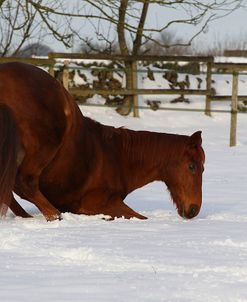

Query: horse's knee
24,174,36,187
15,172,39,199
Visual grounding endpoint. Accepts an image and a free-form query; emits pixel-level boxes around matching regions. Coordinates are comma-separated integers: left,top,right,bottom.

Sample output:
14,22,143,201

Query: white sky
196,6,247,41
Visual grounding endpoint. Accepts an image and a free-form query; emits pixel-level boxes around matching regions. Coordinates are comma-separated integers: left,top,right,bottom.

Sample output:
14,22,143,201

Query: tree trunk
133,1,149,55
117,0,149,116
116,0,132,115
116,61,133,116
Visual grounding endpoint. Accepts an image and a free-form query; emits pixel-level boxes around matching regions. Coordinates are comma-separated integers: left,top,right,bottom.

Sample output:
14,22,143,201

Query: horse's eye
189,163,196,174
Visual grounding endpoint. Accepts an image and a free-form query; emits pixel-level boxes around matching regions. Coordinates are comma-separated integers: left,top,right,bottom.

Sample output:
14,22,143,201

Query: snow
215,56,247,64
1,76,247,302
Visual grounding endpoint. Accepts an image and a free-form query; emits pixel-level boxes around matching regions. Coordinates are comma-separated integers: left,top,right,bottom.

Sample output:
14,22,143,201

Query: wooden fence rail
0,56,55,66
48,52,214,63
69,88,208,96
0,54,246,146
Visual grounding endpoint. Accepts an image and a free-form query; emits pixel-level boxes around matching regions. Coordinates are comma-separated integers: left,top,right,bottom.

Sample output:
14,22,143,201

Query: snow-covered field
1,77,247,301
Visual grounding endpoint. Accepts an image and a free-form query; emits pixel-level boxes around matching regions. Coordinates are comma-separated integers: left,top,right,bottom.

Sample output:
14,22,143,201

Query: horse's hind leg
15,180,61,221
15,158,61,221
28,190,61,221
9,195,32,218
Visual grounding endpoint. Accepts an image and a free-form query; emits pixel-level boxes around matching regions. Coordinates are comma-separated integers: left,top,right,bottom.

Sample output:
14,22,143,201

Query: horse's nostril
190,207,196,216
187,205,199,219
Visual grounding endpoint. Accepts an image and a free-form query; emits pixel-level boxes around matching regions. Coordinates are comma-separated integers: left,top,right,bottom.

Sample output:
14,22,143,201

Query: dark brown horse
0,62,205,221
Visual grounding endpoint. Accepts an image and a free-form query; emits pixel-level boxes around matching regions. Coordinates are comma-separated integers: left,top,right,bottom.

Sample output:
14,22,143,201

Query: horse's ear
188,131,202,148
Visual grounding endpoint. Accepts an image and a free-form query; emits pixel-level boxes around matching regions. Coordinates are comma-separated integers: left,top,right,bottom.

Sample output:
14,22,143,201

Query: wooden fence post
62,60,69,91
131,60,139,117
48,64,55,77
205,62,212,116
230,71,238,147
48,53,55,77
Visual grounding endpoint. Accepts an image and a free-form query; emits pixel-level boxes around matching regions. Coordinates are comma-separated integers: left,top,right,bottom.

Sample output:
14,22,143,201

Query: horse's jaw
165,183,201,220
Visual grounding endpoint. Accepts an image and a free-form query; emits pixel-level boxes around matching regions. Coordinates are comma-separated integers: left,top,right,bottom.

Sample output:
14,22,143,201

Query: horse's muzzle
178,204,200,219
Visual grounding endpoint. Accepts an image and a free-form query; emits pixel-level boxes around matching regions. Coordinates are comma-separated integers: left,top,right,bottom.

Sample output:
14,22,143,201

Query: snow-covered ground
1,64,247,301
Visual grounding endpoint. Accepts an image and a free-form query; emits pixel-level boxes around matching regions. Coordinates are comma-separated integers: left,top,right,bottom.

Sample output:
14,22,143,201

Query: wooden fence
210,62,247,146
48,52,214,119
0,53,247,146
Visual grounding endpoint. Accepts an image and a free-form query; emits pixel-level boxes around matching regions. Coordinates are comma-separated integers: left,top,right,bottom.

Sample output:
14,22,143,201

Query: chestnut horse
0,62,205,221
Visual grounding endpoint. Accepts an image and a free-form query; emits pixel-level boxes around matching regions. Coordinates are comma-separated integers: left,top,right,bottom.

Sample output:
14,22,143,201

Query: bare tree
12,1,243,55
0,0,73,56
68,1,245,54
0,0,245,113
29,0,244,113
73,0,245,114
1,1,245,55
1,1,34,56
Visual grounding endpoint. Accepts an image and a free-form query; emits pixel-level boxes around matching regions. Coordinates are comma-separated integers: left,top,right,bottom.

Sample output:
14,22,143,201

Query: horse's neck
79,117,187,194
120,129,187,193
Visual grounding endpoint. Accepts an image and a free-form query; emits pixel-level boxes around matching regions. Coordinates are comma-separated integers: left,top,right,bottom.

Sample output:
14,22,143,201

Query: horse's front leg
106,198,148,220
76,191,147,220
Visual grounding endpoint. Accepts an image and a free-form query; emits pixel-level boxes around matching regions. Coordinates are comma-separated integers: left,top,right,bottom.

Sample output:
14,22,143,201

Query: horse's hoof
102,216,115,221
46,213,62,222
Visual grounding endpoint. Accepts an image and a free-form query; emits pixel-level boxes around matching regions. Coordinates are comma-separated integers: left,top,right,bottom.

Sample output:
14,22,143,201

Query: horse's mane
119,128,189,166
83,116,188,166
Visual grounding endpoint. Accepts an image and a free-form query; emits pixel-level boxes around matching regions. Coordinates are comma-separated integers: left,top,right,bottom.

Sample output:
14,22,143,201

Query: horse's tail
0,104,18,216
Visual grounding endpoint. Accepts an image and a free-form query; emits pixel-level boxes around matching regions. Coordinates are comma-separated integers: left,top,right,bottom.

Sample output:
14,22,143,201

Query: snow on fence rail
1,54,247,146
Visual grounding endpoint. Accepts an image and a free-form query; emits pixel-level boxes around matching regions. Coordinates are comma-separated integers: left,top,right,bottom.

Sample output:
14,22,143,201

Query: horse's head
165,131,205,219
